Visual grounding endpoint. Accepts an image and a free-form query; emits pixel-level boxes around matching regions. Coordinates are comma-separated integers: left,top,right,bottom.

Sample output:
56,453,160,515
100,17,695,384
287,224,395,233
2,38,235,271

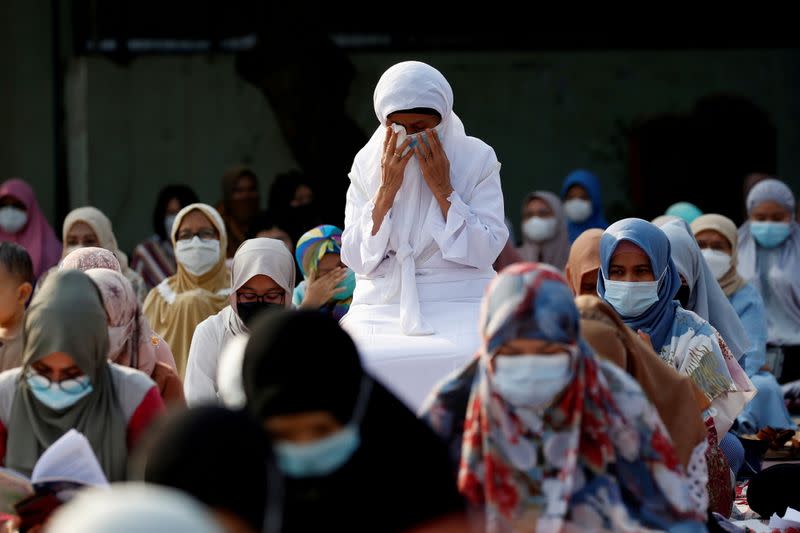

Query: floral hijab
423,263,702,532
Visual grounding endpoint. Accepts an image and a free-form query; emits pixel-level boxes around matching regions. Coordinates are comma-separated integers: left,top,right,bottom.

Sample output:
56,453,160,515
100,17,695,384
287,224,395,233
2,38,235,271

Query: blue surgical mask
603,271,663,318
273,378,372,478
333,269,356,301
492,353,571,408
27,374,93,410
751,221,791,249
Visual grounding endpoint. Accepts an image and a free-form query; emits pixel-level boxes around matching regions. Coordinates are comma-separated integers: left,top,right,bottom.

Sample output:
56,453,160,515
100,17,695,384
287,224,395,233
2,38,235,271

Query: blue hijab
561,169,608,243
597,218,682,351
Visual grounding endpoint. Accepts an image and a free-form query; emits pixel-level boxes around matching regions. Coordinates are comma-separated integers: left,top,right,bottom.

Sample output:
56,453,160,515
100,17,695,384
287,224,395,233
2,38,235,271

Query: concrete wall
3,16,799,252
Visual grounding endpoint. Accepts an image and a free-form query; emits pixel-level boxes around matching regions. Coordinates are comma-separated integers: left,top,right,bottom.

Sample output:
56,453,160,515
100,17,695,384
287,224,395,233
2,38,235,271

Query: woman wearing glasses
0,270,164,481
184,238,295,406
143,203,231,378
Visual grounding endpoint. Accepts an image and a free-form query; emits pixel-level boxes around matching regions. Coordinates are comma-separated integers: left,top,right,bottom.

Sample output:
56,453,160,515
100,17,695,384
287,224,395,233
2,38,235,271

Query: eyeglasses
25,371,91,394
176,228,218,242
237,290,285,304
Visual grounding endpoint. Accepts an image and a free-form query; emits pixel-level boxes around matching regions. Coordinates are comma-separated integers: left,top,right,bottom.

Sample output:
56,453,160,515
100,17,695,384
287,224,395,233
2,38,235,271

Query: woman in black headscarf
242,310,465,533
131,405,280,533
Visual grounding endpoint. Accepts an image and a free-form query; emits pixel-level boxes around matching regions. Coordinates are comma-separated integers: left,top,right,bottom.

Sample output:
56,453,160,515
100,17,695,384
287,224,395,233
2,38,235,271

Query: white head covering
217,335,249,409
227,238,295,336
47,482,223,533
348,61,506,334
661,219,751,360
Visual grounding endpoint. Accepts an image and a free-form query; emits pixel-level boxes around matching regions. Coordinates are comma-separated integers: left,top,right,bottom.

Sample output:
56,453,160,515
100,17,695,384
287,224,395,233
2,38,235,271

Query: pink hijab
61,247,121,272
86,268,177,376
0,178,62,279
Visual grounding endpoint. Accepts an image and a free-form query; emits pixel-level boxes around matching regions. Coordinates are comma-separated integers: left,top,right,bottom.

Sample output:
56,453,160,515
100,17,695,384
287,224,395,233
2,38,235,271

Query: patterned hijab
455,263,699,532
295,225,352,319
690,214,747,297
60,247,121,272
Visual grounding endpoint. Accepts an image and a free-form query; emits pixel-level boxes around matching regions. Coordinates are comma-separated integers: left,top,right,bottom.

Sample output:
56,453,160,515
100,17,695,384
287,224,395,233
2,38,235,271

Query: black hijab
242,310,465,532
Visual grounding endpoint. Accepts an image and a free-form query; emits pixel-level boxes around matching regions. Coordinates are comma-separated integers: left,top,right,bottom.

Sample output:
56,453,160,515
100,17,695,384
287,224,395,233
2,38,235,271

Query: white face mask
164,214,177,239
563,199,593,223
175,237,221,277
0,206,28,234
523,216,558,242
491,353,571,408
603,276,661,318
701,248,732,280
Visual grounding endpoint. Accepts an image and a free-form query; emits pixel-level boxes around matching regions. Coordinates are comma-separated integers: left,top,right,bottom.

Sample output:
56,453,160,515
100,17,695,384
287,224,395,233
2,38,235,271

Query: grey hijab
517,191,570,270
7,270,129,481
661,220,751,360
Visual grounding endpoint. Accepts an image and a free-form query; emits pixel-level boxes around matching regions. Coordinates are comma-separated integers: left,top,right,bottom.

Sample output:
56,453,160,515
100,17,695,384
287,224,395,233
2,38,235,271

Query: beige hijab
575,295,708,468
516,191,570,269
690,214,748,297
143,203,230,377
62,207,147,302
564,228,604,296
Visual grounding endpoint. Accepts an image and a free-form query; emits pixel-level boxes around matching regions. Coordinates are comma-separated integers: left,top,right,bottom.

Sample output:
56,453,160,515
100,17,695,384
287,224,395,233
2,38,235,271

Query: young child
0,242,33,371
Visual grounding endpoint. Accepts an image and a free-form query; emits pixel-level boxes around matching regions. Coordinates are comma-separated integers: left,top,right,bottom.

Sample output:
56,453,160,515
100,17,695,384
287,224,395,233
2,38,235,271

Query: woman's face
750,200,792,223
608,243,655,282
496,338,566,356
237,274,285,306
264,411,343,444
317,253,344,277
695,229,732,255
165,198,183,216
291,185,313,208
176,210,219,242
65,221,100,248
0,195,26,211
232,175,259,203
31,352,83,383
578,268,599,296
522,198,554,222
565,185,590,202
387,111,441,135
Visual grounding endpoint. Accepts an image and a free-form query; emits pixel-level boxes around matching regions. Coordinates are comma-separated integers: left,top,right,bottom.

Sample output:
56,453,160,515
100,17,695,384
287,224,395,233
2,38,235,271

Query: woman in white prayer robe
340,61,508,411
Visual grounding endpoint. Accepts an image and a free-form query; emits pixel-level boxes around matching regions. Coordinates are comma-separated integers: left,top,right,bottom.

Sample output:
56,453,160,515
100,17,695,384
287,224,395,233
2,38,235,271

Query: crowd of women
0,60,797,532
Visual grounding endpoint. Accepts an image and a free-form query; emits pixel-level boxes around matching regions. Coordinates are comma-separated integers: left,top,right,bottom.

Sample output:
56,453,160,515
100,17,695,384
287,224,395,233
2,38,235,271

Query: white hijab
349,61,500,334
226,237,295,336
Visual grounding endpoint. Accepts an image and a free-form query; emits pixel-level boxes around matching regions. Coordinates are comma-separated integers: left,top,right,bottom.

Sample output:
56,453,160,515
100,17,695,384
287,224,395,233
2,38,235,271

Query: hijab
690,214,748,297
61,207,132,273
295,225,352,319
7,270,129,481
455,263,698,531
575,295,708,468
142,203,230,377
0,178,62,279
516,191,570,269
560,169,608,242
665,201,703,224
564,228,603,295
737,179,800,326
220,165,261,257
227,237,296,337
60,247,121,272
597,218,683,352
86,268,160,376
661,219,750,360
345,60,507,335
133,406,275,533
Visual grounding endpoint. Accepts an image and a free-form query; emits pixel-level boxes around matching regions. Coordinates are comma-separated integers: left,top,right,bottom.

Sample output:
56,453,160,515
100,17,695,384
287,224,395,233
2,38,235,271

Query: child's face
0,266,31,325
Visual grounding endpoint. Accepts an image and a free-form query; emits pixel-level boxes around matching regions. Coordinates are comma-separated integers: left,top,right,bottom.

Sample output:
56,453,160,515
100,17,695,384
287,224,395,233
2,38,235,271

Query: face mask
523,216,558,242
0,206,28,234
491,354,571,408
563,199,593,223
602,271,663,318
164,214,177,239
676,284,691,308
175,237,220,277
27,374,93,410
236,301,283,328
701,248,732,280
332,269,356,301
751,221,791,249
274,377,372,478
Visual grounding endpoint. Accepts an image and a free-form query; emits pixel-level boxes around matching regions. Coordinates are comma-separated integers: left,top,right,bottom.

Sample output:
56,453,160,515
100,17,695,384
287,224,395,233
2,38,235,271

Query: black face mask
237,301,284,328
676,285,691,308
